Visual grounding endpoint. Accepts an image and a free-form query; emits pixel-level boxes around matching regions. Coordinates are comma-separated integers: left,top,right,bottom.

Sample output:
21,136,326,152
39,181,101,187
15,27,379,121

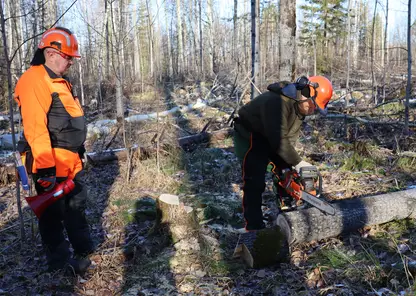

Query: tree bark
250,0,260,99
276,188,416,245
176,0,184,75
404,0,412,135
207,0,214,75
382,0,389,103
371,0,378,104
346,0,352,106
198,0,203,77
156,194,199,243
278,0,296,81
233,0,237,63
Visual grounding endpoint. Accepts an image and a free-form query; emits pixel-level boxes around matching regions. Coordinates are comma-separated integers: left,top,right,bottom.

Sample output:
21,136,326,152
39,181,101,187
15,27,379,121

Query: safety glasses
52,50,73,61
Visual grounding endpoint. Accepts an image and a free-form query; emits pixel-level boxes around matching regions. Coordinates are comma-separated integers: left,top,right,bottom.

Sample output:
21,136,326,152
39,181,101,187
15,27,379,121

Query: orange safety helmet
38,27,81,58
308,76,333,114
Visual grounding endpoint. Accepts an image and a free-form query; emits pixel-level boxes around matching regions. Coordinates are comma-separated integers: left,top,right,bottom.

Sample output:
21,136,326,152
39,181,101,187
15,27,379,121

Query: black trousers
242,132,290,229
33,171,93,269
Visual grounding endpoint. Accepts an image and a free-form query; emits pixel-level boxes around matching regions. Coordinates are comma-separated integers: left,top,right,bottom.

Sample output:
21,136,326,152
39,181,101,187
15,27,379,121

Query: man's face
46,49,74,75
297,96,316,116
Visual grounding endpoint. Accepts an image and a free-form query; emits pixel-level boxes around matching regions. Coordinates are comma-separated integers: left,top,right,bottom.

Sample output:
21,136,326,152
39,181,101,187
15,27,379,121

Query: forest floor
1,79,416,295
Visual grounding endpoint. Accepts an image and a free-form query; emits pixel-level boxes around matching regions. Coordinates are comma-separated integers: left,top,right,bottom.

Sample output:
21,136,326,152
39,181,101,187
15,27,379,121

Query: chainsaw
270,162,335,215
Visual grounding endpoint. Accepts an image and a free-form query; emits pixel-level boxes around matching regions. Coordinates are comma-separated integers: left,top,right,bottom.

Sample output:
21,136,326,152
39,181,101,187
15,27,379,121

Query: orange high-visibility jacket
14,65,86,178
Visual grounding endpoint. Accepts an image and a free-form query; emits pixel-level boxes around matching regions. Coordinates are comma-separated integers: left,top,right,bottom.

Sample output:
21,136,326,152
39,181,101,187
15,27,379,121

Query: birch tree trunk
352,0,359,69
346,0,352,106
278,0,296,81
176,0,184,75
404,0,412,135
165,2,173,78
105,0,110,79
233,0,238,63
250,0,260,100
382,0,389,103
198,0,203,77
371,0,377,104
146,0,154,79
207,0,214,75
110,0,124,121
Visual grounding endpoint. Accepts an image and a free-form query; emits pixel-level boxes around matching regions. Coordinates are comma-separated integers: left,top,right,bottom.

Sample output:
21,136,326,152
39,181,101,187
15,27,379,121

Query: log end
233,226,289,268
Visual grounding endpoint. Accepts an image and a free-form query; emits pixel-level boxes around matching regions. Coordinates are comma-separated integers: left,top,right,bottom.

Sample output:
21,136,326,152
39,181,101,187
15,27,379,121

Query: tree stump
233,226,289,268
156,194,199,243
276,188,416,245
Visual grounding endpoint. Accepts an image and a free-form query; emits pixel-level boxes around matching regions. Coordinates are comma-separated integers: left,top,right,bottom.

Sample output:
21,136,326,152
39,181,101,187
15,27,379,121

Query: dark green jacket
235,82,304,166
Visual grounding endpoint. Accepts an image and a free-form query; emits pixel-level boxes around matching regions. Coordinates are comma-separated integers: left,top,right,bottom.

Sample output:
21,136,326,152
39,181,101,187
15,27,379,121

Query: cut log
87,100,208,138
233,226,289,268
276,188,416,245
86,146,155,164
178,128,233,151
155,194,199,243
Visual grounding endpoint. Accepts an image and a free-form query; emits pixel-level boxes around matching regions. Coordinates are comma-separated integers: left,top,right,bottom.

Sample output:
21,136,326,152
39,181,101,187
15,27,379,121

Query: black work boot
245,221,266,232
46,241,71,272
65,257,92,276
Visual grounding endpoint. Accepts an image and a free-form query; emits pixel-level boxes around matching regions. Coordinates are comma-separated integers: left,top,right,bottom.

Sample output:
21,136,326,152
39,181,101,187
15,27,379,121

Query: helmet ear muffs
300,86,310,98
295,76,309,90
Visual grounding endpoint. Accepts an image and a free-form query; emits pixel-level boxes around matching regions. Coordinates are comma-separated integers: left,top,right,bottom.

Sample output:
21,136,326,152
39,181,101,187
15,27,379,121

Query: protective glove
37,175,56,191
78,145,86,160
294,160,314,174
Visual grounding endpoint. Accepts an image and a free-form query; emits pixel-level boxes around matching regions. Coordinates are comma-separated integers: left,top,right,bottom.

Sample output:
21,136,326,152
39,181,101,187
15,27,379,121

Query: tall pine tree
300,0,348,75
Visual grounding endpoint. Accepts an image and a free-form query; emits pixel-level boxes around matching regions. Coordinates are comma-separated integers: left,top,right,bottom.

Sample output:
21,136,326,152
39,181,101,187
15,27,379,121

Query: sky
217,0,413,41
59,0,413,44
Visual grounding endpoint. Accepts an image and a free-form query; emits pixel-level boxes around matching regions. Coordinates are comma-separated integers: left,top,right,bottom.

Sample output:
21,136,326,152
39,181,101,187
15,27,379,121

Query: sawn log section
276,188,416,245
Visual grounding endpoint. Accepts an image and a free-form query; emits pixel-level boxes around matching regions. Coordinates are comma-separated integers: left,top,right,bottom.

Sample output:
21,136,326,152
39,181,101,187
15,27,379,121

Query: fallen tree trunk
87,100,208,138
276,188,416,245
178,128,233,151
86,146,155,164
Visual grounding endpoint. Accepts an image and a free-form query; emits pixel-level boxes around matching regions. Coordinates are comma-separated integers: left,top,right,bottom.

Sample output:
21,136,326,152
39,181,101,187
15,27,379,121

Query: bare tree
370,0,378,104
346,0,352,105
382,0,389,102
198,0,203,77
404,0,412,134
251,0,260,99
207,0,214,75
233,0,237,63
278,0,296,81
176,0,184,75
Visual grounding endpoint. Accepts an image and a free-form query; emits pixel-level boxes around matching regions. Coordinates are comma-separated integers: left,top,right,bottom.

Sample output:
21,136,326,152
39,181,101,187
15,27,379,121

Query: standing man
14,27,94,274
233,76,333,231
